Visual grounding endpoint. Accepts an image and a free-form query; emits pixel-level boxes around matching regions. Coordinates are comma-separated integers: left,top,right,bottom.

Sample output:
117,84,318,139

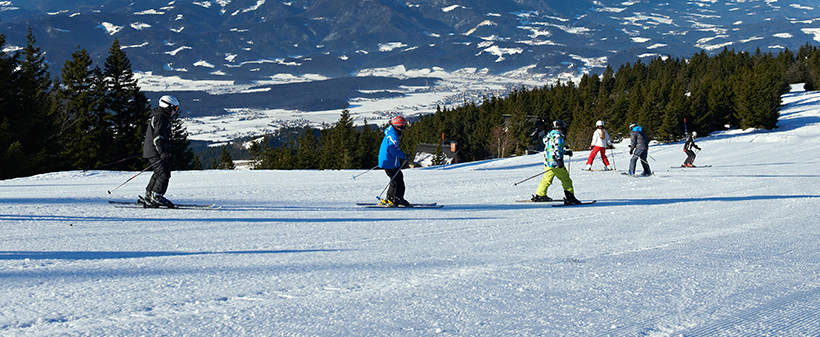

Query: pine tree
432,141,444,165
733,60,785,129
0,24,23,179
296,127,319,169
56,46,107,170
354,120,380,169
167,112,197,170
1,27,61,178
657,81,688,141
805,50,820,91
18,28,57,172
103,38,151,170
248,136,270,169
319,108,357,169
217,145,236,169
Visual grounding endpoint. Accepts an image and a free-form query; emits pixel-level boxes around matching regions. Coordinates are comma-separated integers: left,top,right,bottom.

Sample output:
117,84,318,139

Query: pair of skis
359,200,597,208
109,198,220,210
672,165,711,168
516,199,598,207
357,197,443,208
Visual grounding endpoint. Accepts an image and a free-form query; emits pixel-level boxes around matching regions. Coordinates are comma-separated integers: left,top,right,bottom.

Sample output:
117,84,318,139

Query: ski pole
513,170,545,186
610,149,617,170
638,156,652,166
84,154,140,172
352,166,379,180
107,161,161,194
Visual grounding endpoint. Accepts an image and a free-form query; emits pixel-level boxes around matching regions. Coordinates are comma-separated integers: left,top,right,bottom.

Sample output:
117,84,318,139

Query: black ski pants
683,149,696,165
146,156,172,196
384,168,405,200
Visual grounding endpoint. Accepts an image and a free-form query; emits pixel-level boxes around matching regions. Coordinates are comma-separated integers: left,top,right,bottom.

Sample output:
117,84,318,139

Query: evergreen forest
5,20,820,178
0,26,197,180
250,44,820,169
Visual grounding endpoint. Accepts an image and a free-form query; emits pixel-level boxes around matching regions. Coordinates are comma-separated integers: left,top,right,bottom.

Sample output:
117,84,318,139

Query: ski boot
640,171,652,176
563,190,582,205
395,197,413,207
139,192,154,208
149,192,175,208
583,164,592,171
530,194,552,202
380,197,399,207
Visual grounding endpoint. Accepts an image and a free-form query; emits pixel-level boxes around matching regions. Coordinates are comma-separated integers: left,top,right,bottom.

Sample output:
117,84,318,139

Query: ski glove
565,150,573,157
555,159,564,169
161,153,171,161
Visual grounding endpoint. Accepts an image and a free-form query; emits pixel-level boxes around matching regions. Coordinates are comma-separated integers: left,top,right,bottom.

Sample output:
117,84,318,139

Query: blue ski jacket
379,125,406,169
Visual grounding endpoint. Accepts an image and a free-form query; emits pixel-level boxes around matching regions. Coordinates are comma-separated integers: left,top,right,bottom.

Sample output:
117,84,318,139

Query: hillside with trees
1,25,198,179
250,46,808,169
3,20,820,178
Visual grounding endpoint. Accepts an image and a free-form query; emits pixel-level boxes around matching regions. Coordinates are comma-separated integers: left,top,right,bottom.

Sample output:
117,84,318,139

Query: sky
1,85,819,336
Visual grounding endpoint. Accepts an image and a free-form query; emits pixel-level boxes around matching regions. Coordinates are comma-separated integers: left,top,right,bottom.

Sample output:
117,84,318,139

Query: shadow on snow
0,249,340,261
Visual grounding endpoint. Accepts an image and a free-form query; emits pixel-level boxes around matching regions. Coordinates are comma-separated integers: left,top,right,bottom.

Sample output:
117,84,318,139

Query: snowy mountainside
1,86,820,335
5,0,820,145
2,0,819,81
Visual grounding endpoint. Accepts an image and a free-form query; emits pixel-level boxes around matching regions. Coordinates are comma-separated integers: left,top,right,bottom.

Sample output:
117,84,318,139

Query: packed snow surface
2,86,820,335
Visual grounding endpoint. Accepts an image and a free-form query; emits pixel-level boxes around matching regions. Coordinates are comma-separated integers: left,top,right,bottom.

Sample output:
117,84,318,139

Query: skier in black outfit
682,131,701,167
142,95,179,208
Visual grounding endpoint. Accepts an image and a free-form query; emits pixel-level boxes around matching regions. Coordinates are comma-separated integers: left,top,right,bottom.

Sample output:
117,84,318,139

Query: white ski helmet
691,131,697,137
159,95,179,109
596,120,604,127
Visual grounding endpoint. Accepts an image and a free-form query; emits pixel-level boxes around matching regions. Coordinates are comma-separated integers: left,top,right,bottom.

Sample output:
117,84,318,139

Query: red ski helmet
391,116,407,130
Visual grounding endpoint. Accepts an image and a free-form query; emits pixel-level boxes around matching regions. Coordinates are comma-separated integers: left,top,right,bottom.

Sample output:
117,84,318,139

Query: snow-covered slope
2,86,820,335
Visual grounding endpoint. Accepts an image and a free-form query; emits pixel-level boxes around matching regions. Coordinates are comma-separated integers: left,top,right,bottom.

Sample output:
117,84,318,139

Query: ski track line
316,211,604,247
676,286,820,336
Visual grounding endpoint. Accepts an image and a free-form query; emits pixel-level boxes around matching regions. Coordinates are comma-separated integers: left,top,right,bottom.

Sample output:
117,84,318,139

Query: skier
584,120,614,171
682,131,701,167
142,95,179,208
626,122,652,176
378,116,411,207
531,120,582,205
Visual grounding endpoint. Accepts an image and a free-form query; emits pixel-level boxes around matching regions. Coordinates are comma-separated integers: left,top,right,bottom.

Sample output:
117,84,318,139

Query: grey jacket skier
627,122,651,176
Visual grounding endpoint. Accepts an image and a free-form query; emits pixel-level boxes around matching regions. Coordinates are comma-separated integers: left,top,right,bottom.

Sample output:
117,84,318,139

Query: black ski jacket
683,135,700,151
143,106,173,159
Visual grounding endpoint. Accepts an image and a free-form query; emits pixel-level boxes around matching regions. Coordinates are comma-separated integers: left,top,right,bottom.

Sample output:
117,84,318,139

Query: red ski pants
586,146,610,166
